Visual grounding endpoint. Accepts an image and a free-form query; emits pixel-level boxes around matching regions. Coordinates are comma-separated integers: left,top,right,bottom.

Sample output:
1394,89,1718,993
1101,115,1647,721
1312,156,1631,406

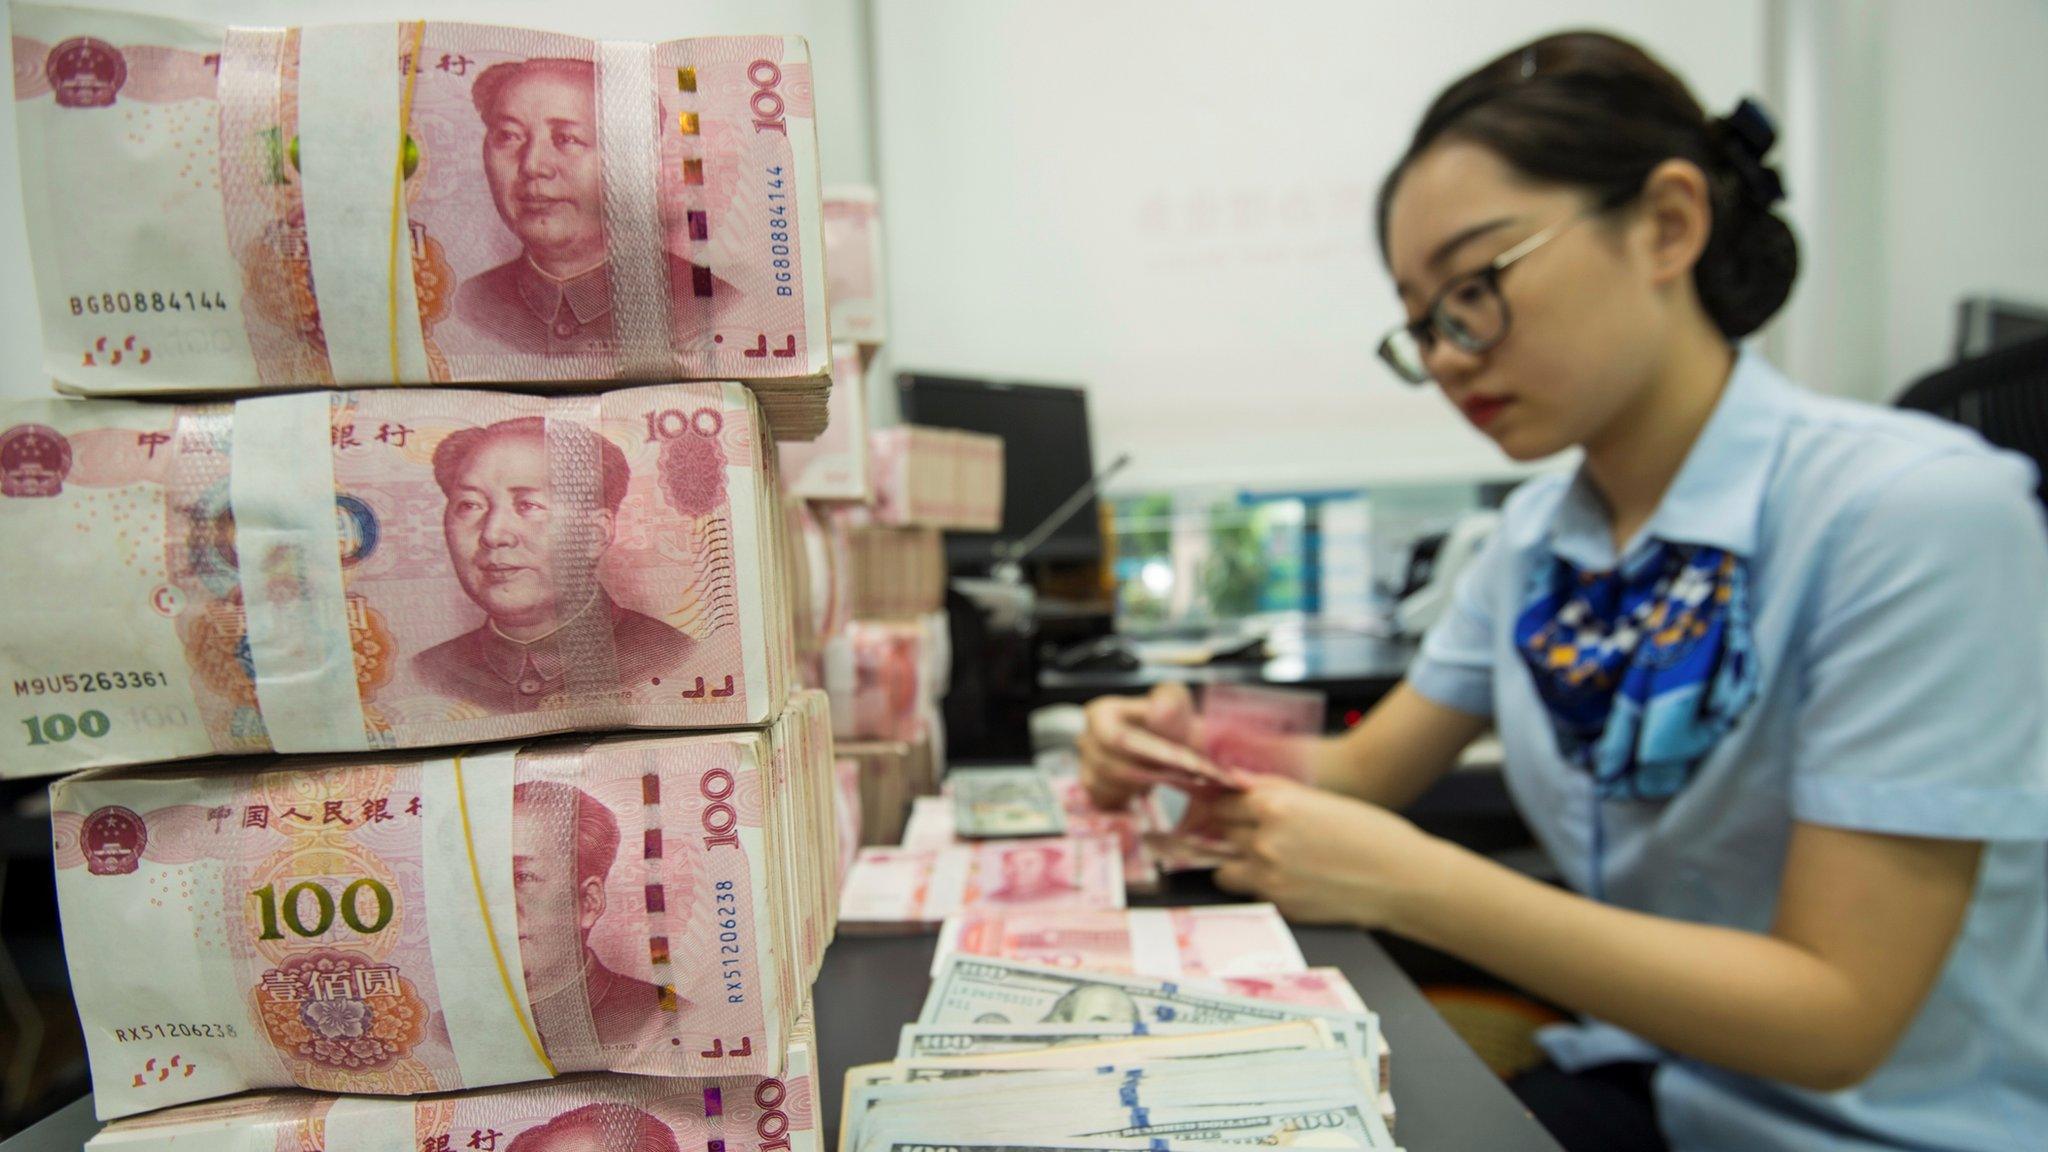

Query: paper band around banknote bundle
282,24,685,388
594,39,674,381
441,749,556,1082
11,5,831,403
52,706,834,1119
57,749,563,1114
0,381,791,776
229,393,372,752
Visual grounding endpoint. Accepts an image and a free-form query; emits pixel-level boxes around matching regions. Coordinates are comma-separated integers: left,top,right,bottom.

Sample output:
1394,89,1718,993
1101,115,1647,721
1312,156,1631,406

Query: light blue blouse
1409,350,2048,1151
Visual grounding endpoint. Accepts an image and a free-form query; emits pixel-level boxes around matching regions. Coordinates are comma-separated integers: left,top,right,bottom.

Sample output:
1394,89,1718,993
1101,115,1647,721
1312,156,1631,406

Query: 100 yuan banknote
931,904,1306,979
54,721,828,1118
12,4,828,399
0,382,788,776
88,1061,819,1152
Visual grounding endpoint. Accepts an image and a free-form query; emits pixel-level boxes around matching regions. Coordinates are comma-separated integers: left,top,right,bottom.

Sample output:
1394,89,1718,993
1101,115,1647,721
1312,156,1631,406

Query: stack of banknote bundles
840,921,1399,1146
836,737,938,848
839,761,1145,932
841,682,1333,931
828,615,953,849
842,523,946,620
783,495,848,678
864,425,1004,531
776,188,886,673
832,757,864,888
6,6,846,1147
901,765,1167,895
823,617,950,744
777,186,885,503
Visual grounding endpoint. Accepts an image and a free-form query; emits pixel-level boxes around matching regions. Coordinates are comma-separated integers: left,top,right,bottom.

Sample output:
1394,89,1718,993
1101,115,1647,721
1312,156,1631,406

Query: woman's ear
1637,157,1713,288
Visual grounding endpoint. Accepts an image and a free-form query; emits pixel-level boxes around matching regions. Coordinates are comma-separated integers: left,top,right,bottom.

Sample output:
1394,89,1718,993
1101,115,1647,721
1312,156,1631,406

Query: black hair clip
1714,97,1786,207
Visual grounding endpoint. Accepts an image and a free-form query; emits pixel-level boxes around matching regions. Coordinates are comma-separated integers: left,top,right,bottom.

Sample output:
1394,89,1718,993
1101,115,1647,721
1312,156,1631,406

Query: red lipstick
1459,395,1511,429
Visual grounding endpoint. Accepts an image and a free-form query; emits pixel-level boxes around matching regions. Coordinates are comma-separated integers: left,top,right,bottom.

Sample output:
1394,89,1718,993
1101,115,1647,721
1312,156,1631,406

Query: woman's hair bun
1377,32,1800,340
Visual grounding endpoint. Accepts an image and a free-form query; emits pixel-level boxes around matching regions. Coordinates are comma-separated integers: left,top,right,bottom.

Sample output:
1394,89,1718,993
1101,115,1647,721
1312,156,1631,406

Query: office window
1107,492,1308,629
1108,482,1487,631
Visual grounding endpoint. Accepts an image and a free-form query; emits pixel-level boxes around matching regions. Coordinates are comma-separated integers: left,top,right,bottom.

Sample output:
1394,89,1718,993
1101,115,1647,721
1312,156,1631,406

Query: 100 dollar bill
0,381,788,776
920,956,1381,1080
12,4,829,408
847,1052,1395,1152
950,766,1065,839
895,1021,1370,1062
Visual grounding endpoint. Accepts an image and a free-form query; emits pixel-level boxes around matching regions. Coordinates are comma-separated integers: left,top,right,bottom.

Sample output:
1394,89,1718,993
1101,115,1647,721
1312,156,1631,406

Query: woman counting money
1080,32,2048,1152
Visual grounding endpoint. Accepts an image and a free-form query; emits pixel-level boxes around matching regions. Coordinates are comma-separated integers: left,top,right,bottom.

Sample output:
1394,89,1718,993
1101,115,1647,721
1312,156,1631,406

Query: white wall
0,0,876,399
1879,0,2048,394
1775,0,2048,401
871,0,1767,492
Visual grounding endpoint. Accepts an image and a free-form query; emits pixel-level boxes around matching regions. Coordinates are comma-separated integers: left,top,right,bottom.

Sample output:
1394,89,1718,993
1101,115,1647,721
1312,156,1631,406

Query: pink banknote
1050,776,1163,895
0,383,791,776
1145,684,1328,865
1199,682,1324,779
52,696,833,1118
1208,968,1370,1014
824,620,939,743
777,344,872,501
909,780,1163,896
11,6,829,415
864,426,1004,531
839,836,1125,933
935,904,1307,980
87,1061,819,1152
822,187,886,345
842,523,945,620
832,757,861,891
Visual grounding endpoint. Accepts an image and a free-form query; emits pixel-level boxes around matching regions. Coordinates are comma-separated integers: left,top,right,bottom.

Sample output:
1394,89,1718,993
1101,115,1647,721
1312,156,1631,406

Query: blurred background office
2,0,2046,1136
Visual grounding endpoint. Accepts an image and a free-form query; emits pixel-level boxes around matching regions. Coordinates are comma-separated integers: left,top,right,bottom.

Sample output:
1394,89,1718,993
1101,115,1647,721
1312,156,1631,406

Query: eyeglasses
1376,206,1603,385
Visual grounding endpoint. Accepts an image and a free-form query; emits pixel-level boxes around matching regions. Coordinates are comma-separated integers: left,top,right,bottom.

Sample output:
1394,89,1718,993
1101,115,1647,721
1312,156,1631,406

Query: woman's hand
1077,682,1214,809
1206,775,1458,930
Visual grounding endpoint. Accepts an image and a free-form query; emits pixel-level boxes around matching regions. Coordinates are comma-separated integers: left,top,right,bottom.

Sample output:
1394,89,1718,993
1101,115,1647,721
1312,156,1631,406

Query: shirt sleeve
1791,449,2048,839
1405,519,1512,720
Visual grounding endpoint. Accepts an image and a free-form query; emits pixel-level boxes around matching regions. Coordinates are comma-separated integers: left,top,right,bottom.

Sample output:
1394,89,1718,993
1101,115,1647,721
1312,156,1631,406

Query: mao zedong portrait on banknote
413,415,695,711
987,842,1082,904
513,780,682,1054
504,1102,681,1152
454,57,734,359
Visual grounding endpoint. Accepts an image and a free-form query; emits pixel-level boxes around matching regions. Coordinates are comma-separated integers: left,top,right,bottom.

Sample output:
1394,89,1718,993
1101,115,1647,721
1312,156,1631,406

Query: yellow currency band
453,751,558,1076
389,20,427,385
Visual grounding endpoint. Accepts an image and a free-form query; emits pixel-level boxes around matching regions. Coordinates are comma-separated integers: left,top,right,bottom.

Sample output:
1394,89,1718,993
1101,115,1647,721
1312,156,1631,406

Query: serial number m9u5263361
16,670,169,697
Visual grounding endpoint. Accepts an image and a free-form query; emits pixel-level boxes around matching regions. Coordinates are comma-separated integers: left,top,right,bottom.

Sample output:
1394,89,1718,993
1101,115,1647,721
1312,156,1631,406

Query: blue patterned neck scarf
1514,543,1761,801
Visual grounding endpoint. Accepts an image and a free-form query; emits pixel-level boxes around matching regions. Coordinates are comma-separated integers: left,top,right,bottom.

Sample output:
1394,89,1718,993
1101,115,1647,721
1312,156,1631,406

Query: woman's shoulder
1779,380,2034,509
1764,376,2045,572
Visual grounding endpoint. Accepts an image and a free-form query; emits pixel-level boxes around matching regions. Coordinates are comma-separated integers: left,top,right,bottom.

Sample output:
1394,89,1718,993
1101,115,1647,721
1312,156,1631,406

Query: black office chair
1896,333,2048,508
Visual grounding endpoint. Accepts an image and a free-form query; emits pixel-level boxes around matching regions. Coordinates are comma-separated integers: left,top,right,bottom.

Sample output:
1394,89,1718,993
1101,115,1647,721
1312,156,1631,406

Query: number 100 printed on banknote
0,382,792,776
10,4,829,402
53,705,835,1119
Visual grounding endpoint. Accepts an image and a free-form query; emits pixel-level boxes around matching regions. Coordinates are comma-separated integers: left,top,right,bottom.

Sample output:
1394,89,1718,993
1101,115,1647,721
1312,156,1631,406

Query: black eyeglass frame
1376,200,1619,385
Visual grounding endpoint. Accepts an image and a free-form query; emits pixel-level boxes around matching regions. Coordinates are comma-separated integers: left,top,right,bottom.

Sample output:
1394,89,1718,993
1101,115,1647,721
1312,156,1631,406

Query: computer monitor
1955,296,2048,361
896,373,1104,569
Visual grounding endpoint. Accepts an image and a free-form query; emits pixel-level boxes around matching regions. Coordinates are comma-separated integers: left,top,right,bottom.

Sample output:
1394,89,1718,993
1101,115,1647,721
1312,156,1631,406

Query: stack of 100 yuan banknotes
5,3,847,1148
